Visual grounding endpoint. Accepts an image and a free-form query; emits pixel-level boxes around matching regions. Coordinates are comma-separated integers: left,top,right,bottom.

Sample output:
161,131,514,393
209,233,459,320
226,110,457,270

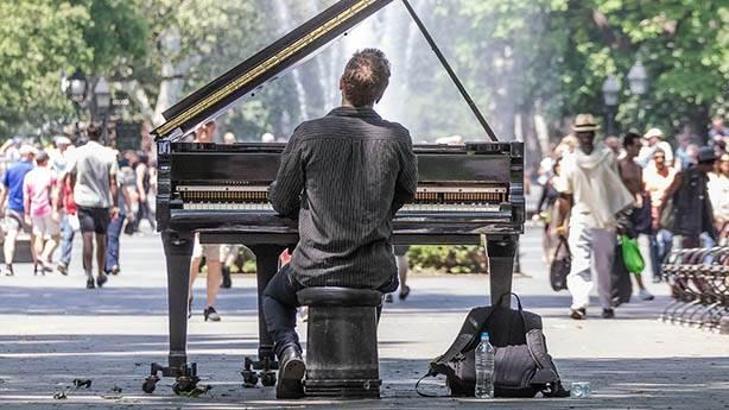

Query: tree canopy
0,0,726,153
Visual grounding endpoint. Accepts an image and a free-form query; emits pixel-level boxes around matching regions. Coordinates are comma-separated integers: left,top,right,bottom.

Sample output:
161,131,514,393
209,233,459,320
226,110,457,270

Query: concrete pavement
0,227,727,409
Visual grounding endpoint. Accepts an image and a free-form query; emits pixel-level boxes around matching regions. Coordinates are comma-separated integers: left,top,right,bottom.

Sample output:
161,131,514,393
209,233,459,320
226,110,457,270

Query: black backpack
417,294,569,398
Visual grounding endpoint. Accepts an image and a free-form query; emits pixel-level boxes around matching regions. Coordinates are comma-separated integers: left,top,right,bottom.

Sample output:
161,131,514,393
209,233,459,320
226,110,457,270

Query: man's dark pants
263,264,397,358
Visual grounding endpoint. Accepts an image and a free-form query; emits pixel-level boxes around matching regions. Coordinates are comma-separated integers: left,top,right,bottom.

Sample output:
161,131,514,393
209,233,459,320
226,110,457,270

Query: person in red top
56,165,78,275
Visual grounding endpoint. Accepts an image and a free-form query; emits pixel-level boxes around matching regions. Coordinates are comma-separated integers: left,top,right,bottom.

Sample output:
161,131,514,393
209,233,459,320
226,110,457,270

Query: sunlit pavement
0,227,727,409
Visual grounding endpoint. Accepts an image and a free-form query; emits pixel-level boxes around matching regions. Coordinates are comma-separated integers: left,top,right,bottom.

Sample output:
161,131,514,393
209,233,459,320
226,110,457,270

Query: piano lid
153,0,393,141
153,0,499,142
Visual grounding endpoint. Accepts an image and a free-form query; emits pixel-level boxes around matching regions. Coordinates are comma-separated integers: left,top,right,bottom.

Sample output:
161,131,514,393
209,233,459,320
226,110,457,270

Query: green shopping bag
620,235,644,274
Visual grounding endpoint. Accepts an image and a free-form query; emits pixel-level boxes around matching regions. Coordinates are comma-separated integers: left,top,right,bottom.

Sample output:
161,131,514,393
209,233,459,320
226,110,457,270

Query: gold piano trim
156,0,377,137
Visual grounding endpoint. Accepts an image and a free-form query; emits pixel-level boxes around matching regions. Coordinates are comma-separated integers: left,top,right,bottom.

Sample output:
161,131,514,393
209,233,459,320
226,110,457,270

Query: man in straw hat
553,114,634,320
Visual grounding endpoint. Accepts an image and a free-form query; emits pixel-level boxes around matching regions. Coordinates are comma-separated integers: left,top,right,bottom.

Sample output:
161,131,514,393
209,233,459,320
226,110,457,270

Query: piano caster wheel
142,375,159,394
260,371,276,387
172,376,199,395
241,369,259,387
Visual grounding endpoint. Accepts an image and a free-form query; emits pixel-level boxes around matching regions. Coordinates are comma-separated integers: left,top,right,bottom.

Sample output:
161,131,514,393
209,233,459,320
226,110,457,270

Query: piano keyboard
182,202,501,213
176,185,509,206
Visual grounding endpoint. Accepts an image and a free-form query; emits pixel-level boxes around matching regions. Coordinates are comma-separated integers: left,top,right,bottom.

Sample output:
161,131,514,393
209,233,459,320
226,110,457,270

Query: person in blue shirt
0,145,35,276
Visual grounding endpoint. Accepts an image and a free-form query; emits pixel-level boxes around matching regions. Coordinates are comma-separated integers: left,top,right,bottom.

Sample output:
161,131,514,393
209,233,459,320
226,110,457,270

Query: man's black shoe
601,308,615,319
86,278,96,289
96,273,108,288
276,346,305,399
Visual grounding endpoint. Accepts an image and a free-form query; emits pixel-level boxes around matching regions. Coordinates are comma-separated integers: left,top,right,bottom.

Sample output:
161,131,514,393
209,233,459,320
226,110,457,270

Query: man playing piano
263,48,418,398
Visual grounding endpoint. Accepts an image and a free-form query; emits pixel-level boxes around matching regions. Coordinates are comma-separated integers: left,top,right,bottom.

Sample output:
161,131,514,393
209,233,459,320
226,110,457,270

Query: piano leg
486,235,518,308
242,244,286,387
143,230,198,395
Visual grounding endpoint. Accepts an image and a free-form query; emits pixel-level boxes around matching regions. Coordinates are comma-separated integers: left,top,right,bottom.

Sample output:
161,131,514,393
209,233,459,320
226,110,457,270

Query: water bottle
474,331,495,398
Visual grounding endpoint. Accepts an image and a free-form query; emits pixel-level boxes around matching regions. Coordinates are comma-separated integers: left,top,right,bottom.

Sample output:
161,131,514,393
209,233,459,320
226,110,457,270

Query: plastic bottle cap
481,332,490,340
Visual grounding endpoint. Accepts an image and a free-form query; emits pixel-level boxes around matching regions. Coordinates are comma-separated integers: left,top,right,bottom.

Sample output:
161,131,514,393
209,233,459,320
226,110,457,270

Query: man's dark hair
623,131,641,149
87,123,101,141
341,48,391,107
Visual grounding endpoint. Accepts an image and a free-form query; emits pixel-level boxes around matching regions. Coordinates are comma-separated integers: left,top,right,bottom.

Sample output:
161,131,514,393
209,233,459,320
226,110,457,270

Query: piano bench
296,287,383,398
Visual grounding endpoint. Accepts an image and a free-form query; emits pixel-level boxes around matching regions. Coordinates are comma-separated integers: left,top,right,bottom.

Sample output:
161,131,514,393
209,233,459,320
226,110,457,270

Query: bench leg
486,235,518,308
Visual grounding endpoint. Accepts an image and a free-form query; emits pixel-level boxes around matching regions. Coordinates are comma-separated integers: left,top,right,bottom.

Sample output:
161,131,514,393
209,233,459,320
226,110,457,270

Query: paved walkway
0,228,727,409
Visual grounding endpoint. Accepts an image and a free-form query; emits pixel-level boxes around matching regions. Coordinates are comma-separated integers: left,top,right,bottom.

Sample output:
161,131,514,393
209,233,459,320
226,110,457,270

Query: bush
407,245,487,274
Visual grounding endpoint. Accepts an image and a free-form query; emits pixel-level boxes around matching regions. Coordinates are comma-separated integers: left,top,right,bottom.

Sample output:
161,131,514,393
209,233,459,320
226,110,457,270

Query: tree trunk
153,27,186,126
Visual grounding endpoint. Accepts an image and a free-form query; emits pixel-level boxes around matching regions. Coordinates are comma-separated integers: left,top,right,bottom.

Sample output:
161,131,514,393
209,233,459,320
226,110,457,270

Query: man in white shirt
637,128,674,168
554,114,634,320
68,124,119,289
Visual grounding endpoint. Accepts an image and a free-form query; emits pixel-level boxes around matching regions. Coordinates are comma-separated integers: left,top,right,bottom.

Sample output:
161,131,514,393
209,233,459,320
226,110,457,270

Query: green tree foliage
0,1,91,135
0,0,147,137
1,0,727,144
554,0,728,139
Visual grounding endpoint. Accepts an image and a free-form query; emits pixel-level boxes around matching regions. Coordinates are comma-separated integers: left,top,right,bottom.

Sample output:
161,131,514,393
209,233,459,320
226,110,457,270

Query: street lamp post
627,61,648,96
67,70,88,104
602,74,620,136
63,70,88,141
627,60,648,128
94,77,111,143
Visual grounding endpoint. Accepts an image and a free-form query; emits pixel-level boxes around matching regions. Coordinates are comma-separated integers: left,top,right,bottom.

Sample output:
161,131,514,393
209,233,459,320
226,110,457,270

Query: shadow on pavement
0,284,675,323
1,342,727,409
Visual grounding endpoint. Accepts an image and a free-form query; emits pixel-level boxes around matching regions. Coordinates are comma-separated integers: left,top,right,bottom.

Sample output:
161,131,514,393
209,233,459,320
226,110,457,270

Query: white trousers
567,223,616,310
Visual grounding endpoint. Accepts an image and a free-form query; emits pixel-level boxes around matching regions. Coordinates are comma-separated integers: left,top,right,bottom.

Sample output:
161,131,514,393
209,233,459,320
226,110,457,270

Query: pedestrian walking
643,148,677,282
707,153,729,245
67,125,119,288
534,156,563,264
617,132,654,300
188,121,223,321
638,128,674,168
22,151,60,274
104,152,133,275
56,171,77,275
658,146,718,249
554,114,634,320
133,153,155,231
0,145,35,276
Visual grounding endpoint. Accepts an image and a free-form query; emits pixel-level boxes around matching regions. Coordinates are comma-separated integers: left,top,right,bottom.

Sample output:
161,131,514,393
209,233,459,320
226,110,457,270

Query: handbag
611,242,632,306
620,235,644,274
416,293,569,398
549,236,570,291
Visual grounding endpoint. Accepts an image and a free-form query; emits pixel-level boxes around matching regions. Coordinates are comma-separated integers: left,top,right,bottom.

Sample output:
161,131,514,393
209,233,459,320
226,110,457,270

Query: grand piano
147,0,524,394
